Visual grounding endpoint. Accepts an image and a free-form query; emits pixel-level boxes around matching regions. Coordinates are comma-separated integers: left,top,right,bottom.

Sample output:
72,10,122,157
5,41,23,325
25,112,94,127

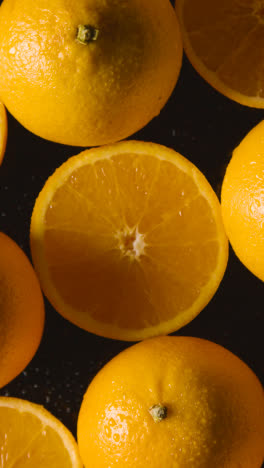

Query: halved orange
0,101,7,164
0,397,82,467
30,140,228,341
176,0,264,108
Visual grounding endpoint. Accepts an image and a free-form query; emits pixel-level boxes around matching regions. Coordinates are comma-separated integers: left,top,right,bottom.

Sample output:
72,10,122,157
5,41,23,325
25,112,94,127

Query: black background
0,0,263,462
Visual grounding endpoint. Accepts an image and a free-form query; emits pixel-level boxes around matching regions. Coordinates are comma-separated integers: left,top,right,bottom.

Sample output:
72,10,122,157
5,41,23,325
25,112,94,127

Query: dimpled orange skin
0,232,45,388
77,336,264,468
221,120,264,281
0,0,182,147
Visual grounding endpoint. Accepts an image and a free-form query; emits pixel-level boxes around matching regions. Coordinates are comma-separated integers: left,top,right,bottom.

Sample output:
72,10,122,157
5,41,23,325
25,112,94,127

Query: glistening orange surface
0,0,182,146
77,336,264,467
30,141,228,341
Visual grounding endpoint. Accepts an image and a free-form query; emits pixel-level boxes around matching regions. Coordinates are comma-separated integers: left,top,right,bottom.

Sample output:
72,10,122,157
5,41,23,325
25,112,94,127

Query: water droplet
113,433,120,442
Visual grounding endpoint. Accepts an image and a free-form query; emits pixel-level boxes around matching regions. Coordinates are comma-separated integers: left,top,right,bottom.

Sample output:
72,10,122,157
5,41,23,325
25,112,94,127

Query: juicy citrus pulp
221,119,264,281
176,0,264,107
0,397,83,467
0,101,7,164
0,232,44,388
77,336,264,468
30,141,228,341
0,0,182,146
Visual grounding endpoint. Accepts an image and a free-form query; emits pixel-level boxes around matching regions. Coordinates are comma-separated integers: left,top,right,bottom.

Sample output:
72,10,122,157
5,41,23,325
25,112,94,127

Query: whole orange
0,232,45,388
77,336,264,468
221,120,264,281
0,0,182,147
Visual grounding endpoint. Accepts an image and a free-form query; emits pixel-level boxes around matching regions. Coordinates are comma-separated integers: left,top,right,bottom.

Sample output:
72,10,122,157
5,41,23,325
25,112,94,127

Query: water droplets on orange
0,397,83,467
77,336,264,468
0,0,182,146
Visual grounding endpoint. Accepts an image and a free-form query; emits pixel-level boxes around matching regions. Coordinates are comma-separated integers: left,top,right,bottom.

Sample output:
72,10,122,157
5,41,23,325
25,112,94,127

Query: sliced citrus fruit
0,101,7,164
30,140,228,341
0,397,82,467
176,0,264,108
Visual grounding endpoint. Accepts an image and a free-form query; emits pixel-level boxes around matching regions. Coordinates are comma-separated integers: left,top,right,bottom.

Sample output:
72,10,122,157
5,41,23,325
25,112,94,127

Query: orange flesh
42,152,220,330
0,398,82,467
0,409,72,467
177,0,264,104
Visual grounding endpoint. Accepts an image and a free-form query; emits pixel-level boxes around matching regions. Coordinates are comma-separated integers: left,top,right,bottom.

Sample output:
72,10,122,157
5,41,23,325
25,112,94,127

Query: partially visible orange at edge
0,101,7,164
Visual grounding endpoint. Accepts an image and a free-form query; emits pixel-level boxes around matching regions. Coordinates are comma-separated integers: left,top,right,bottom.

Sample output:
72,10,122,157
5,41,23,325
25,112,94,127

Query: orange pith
0,397,83,467
30,141,228,341
176,0,264,108
0,101,7,164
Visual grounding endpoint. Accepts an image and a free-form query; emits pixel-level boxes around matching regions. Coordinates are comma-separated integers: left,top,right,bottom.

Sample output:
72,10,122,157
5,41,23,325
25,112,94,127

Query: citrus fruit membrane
176,0,264,107
77,336,264,468
0,397,83,467
30,140,228,341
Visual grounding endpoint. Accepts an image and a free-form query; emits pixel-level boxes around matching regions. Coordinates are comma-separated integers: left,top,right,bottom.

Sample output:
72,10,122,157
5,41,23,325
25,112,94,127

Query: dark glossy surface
0,3,263,461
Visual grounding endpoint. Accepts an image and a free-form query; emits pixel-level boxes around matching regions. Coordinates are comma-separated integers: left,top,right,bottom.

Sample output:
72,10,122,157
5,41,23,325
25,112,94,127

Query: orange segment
0,101,7,164
0,397,82,467
30,140,228,341
176,0,264,107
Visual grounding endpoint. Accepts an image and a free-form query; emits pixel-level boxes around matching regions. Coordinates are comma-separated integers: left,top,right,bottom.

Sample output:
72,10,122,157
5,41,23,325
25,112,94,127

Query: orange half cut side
30,140,228,341
0,397,83,467
176,0,264,108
